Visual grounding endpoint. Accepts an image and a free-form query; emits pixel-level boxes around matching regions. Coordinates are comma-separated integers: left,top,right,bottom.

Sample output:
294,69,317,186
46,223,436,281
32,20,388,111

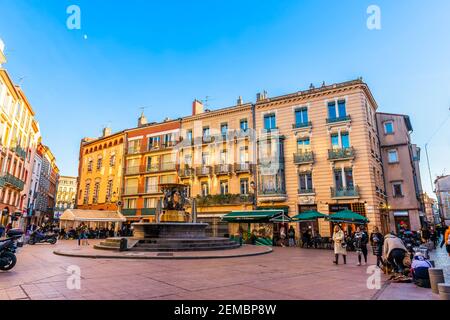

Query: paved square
0,240,446,300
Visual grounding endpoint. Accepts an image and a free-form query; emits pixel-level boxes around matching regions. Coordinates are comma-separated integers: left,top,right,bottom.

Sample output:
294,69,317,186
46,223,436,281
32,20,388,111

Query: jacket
332,230,347,255
441,227,450,247
383,234,407,260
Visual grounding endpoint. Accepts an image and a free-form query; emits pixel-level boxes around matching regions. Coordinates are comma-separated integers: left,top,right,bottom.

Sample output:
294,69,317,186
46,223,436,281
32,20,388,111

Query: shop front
222,210,291,246
59,209,126,232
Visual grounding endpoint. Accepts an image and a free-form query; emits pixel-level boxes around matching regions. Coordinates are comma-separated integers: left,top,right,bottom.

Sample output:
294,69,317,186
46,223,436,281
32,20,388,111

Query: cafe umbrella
291,210,327,237
325,209,369,225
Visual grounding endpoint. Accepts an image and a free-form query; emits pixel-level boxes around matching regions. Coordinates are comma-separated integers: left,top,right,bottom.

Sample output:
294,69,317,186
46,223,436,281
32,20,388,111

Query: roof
59,209,126,222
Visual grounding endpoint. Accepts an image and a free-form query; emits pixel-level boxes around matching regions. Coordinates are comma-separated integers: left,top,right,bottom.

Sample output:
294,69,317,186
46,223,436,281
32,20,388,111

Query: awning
59,209,126,222
222,210,288,223
292,210,327,221
326,210,369,224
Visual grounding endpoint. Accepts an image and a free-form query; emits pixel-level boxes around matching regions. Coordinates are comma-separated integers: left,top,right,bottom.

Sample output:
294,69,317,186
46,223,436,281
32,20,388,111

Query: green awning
222,210,286,222
292,210,327,221
270,215,292,223
326,210,369,224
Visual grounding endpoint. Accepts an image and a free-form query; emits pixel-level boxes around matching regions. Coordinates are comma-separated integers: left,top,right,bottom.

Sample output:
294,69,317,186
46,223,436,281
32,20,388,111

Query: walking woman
354,226,369,266
332,225,347,265
370,226,384,268
440,225,450,257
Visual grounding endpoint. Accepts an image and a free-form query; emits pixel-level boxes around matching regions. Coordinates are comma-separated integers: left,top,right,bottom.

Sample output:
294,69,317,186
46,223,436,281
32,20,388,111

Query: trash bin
119,238,128,252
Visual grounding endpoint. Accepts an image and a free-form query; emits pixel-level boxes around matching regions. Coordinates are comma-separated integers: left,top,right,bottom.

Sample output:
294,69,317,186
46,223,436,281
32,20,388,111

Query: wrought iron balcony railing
293,151,314,164
195,166,212,177
234,162,252,173
331,185,359,198
292,121,312,129
298,188,315,195
0,173,25,191
14,146,27,160
326,115,351,124
178,167,195,178
214,164,232,175
328,147,355,160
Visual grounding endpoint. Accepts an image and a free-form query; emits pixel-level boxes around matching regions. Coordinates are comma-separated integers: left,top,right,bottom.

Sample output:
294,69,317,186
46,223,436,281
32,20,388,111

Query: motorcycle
0,229,24,271
28,229,58,245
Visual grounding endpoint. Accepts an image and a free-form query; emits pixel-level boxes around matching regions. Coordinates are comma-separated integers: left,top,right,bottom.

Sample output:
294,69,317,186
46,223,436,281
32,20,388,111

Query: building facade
34,144,60,224
54,176,77,219
178,99,256,236
376,113,424,232
435,175,450,225
121,115,181,224
76,128,125,211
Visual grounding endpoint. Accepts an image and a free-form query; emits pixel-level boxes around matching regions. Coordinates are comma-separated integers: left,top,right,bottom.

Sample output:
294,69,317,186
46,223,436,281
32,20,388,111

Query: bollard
438,283,450,300
119,238,128,252
429,268,445,294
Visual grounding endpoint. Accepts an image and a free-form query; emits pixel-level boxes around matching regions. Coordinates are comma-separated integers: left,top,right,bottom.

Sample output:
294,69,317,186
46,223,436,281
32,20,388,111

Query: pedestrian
279,225,286,247
288,226,296,247
353,226,369,266
383,233,408,274
5,222,12,233
411,252,432,288
0,224,5,238
332,225,347,265
440,225,450,257
420,227,430,244
370,226,384,268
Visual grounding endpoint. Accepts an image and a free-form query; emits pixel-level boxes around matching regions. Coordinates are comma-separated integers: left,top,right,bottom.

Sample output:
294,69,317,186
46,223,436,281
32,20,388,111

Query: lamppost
424,107,450,224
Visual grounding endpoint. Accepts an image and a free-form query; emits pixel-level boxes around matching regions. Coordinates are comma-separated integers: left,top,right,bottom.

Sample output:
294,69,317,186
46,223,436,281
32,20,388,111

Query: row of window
87,154,116,172
84,138,124,155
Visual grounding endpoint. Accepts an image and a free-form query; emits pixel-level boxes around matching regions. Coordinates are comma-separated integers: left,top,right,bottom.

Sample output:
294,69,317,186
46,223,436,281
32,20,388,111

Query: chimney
237,96,243,105
0,38,6,67
192,99,204,116
256,91,267,102
102,127,111,137
138,112,148,127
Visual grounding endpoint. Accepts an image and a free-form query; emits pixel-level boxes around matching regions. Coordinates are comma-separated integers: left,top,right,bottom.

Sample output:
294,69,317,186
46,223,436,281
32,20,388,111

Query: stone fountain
96,183,239,252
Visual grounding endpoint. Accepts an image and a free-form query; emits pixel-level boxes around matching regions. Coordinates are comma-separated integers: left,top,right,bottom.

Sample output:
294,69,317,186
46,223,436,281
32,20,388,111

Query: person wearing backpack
440,225,450,256
288,226,296,247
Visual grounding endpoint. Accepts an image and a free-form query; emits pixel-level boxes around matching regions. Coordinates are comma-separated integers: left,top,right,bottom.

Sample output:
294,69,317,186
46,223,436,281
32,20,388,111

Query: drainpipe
251,103,257,210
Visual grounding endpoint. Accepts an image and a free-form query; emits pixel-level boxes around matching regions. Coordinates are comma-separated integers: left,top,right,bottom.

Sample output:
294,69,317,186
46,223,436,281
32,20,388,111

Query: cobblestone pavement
0,240,446,300
430,244,450,283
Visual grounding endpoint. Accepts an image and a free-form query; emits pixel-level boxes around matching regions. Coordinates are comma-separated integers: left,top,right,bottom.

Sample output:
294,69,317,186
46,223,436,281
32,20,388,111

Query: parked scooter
28,228,57,245
0,229,24,271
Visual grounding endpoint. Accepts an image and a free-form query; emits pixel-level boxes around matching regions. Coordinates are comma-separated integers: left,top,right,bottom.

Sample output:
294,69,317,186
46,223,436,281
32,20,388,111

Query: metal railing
326,115,351,124
292,121,312,129
331,185,359,198
328,147,355,160
196,166,212,176
293,151,314,164
214,164,232,175
234,162,252,173
0,173,25,190
14,146,27,159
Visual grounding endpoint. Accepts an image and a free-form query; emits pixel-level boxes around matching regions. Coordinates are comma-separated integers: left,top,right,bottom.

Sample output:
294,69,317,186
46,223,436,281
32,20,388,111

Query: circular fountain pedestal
133,222,208,239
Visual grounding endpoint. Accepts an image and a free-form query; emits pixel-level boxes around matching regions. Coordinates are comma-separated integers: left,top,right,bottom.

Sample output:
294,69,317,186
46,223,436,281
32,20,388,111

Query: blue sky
0,0,449,196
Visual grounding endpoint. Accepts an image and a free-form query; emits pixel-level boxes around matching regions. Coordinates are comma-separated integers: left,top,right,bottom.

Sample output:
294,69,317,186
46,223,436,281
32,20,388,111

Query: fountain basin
132,222,208,239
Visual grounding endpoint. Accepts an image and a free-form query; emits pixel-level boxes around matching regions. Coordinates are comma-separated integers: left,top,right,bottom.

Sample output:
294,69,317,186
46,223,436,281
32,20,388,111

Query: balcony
162,140,177,149
160,162,176,171
298,188,315,195
125,166,140,175
328,147,355,161
292,121,312,130
14,146,27,160
145,164,160,173
144,186,160,194
293,151,314,164
121,209,137,216
195,194,253,207
127,147,141,155
234,162,252,174
202,135,215,144
178,167,195,178
0,173,25,191
326,115,351,124
196,166,212,177
331,186,360,199
123,187,139,196
214,164,232,176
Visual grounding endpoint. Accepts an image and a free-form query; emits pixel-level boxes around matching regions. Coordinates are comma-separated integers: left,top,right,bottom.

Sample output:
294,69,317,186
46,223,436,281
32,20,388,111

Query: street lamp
424,107,450,224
